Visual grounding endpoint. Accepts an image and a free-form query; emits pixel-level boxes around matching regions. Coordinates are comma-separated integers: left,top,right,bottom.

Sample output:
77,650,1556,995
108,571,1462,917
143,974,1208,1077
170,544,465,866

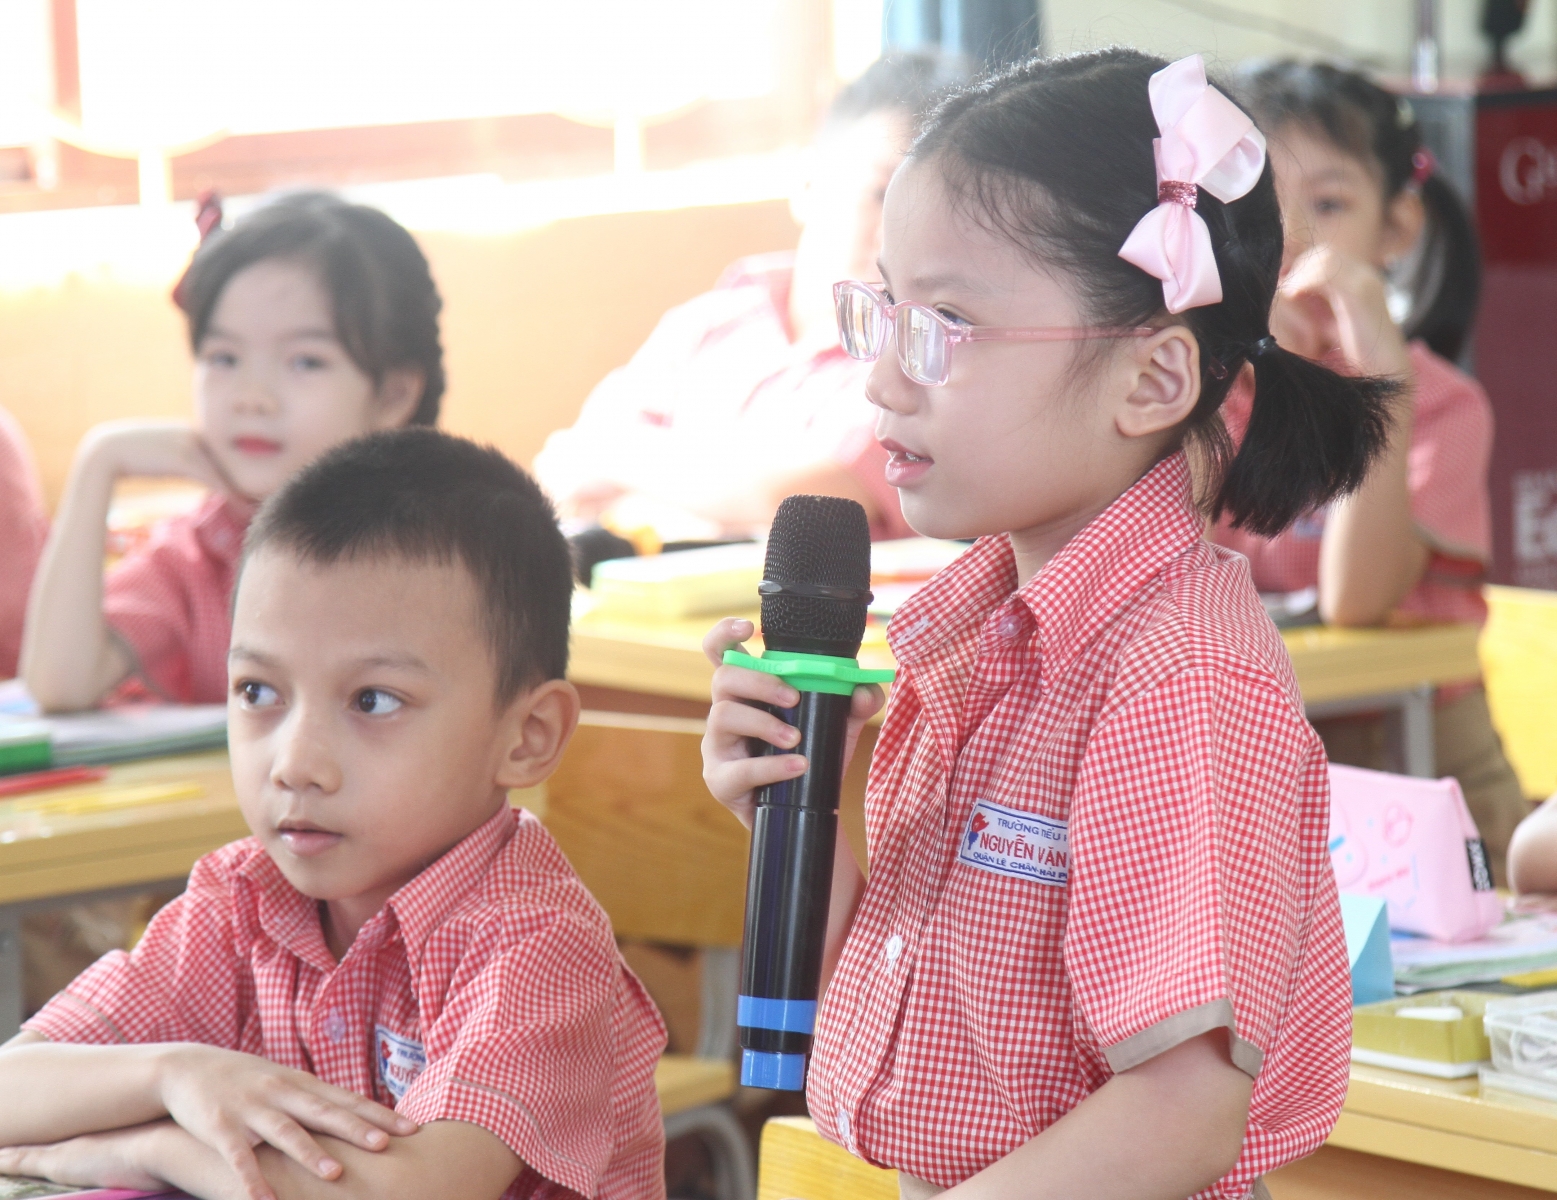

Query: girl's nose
865,348,920,414
270,705,342,796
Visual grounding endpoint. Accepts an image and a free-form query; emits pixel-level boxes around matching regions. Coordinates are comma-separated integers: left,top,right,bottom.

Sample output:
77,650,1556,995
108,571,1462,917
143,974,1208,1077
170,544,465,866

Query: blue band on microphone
742,1049,807,1090
737,994,818,1034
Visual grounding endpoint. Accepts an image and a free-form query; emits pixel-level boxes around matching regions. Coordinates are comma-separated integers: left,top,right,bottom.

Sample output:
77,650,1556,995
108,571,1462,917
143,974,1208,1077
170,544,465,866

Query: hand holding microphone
700,496,893,1090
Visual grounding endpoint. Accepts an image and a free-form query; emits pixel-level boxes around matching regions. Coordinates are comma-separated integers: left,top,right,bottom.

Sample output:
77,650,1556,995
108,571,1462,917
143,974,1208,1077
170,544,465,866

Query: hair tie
1411,148,1436,185
1250,335,1279,358
171,189,225,313
1118,55,1268,314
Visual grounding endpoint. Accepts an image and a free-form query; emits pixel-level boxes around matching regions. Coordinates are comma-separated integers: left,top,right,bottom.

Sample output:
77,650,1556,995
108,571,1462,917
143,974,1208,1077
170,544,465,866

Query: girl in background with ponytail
1215,61,1527,884
703,49,1382,1200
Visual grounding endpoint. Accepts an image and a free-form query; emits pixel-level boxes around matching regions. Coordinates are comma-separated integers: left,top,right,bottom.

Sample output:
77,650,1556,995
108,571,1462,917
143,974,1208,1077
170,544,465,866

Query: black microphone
725,495,893,1090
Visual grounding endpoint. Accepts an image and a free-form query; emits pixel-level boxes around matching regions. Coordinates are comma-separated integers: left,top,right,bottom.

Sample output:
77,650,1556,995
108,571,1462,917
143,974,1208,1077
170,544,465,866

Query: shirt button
997,613,1023,639
885,934,903,962
324,1010,346,1043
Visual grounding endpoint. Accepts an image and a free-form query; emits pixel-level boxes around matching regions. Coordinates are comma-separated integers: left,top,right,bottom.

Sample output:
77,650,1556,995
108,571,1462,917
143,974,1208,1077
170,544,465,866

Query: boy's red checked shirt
806,454,1351,1199
27,807,668,1200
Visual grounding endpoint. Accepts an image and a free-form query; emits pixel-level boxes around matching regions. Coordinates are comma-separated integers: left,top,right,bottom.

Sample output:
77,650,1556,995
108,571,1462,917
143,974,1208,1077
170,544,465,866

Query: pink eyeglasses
833,280,1157,387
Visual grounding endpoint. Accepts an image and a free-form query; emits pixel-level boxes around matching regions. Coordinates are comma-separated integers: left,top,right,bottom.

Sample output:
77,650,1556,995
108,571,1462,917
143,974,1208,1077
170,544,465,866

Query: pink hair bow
1118,55,1267,313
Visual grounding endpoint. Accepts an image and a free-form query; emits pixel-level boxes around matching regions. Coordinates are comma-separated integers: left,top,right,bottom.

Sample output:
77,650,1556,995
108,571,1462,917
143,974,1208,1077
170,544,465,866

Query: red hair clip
171,188,224,312
1411,148,1436,185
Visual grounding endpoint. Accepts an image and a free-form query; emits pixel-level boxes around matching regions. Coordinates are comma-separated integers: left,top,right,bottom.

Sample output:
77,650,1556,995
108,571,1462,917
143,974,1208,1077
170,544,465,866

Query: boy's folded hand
701,618,883,830
157,1044,417,1200
0,1122,167,1193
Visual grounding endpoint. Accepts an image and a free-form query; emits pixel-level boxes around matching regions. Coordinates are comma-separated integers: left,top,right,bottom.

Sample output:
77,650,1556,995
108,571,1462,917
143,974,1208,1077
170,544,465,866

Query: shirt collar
887,453,1203,676
236,804,518,972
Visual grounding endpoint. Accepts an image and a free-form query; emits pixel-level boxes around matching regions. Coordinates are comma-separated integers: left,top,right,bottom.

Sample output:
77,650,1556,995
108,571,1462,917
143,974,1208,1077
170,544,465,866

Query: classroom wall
0,196,801,509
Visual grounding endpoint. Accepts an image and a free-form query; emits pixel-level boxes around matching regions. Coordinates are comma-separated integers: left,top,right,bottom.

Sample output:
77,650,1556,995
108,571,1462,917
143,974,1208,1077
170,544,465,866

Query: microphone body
726,496,892,1091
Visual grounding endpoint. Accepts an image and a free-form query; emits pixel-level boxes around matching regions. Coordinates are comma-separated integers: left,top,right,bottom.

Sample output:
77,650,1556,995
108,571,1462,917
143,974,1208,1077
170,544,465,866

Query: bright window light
74,0,783,143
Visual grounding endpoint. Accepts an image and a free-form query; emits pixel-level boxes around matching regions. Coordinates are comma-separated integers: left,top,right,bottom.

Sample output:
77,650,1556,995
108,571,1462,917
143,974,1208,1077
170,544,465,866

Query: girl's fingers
706,698,802,752
703,618,755,666
706,753,807,804
711,663,798,709
849,683,885,722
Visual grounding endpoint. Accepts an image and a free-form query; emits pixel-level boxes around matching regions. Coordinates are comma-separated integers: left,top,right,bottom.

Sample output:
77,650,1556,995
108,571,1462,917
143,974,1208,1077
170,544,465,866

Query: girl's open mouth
233,436,283,456
881,438,933,486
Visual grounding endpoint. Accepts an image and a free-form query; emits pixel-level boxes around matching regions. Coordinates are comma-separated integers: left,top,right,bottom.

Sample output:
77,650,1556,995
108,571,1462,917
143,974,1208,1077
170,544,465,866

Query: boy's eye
236,680,280,708
353,688,403,715
203,350,238,368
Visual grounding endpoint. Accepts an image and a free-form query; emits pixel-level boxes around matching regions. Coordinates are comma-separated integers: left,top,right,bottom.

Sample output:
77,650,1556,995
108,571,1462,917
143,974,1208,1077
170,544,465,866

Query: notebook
0,701,227,774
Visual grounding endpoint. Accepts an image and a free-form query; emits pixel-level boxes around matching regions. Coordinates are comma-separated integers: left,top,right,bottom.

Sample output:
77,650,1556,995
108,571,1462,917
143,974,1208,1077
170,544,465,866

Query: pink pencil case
1328,763,1502,943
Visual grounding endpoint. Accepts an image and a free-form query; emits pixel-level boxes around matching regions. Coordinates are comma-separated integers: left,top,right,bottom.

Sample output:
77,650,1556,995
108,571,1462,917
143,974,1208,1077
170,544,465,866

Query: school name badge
376,1025,427,1102
957,798,1069,887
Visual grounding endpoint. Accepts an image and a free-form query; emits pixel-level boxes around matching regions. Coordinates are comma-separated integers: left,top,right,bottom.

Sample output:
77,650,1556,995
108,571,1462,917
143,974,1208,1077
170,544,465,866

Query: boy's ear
495,679,582,791
371,367,426,430
1116,325,1201,440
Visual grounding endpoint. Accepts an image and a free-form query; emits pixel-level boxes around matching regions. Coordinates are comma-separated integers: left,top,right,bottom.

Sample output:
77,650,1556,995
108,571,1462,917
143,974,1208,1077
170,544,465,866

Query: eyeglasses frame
833,279,1159,386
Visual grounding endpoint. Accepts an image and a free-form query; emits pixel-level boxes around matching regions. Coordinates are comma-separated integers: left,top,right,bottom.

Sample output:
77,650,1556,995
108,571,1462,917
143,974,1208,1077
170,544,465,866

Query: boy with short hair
0,429,667,1200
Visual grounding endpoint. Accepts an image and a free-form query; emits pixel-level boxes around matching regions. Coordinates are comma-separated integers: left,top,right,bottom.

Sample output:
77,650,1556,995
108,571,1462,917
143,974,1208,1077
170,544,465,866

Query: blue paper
1340,892,1394,1006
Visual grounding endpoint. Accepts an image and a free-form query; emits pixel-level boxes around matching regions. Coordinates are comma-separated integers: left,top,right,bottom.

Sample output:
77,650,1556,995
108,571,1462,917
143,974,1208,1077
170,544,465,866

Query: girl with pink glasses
703,49,1388,1199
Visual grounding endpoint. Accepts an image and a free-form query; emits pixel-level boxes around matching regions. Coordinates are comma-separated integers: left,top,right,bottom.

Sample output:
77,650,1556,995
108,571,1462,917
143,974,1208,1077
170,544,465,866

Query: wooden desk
572,609,1482,775
0,751,247,1037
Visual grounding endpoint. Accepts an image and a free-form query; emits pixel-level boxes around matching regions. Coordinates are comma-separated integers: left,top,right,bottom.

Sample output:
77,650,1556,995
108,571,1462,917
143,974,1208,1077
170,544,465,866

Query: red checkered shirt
104,492,249,703
26,806,668,1200
1212,341,1493,627
806,454,1350,1198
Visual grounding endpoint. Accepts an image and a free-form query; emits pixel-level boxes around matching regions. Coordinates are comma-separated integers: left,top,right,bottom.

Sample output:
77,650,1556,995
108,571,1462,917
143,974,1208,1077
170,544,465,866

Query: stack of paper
1392,911,1557,992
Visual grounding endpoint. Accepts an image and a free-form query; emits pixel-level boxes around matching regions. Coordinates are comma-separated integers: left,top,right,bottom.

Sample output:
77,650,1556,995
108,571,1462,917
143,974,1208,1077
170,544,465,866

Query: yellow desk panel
758,1116,897,1200
1281,623,1482,706
574,604,1482,711
1329,1065,1557,1191
0,752,247,905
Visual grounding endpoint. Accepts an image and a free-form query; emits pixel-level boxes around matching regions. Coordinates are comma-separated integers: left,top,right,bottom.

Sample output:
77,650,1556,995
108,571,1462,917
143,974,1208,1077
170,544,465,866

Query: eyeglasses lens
898,306,948,386
836,285,885,362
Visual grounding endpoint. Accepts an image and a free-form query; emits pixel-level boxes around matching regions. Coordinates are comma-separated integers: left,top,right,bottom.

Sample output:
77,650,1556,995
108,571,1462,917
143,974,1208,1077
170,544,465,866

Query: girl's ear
1382,187,1426,265
371,367,426,429
1116,325,1201,440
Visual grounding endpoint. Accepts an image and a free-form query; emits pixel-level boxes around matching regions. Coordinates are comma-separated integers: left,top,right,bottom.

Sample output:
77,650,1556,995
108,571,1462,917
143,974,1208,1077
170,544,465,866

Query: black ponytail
1236,60,1482,362
913,49,1395,536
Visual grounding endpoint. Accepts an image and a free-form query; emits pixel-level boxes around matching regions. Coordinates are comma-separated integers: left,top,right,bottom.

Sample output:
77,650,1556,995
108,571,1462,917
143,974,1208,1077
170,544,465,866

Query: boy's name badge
376,1025,427,1101
957,798,1069,887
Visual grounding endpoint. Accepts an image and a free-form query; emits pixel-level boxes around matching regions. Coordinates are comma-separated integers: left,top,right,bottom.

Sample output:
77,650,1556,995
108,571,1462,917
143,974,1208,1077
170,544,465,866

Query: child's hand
157,1044,416,1200
701,617,884,828
1271,246,1412,379
82,419,239,497
0,1123,168,1193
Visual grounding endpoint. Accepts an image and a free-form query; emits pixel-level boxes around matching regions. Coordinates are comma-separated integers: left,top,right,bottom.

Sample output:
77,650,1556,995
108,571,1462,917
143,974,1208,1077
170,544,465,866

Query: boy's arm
939,1031,1250,1200
0,1120,520,1200
0,1035,413,1200
21,420,230,711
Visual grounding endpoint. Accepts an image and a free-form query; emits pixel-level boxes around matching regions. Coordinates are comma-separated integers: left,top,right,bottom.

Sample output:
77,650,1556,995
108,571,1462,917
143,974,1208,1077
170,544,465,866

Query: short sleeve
1404,344,1493,564
24,850,249,1047
1065,667,1329,1079
104,536,202,703
398,913,665,1200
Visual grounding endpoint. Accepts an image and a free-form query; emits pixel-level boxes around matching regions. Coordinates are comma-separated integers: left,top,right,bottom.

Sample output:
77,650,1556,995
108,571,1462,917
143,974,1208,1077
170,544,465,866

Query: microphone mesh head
761,495,872,655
